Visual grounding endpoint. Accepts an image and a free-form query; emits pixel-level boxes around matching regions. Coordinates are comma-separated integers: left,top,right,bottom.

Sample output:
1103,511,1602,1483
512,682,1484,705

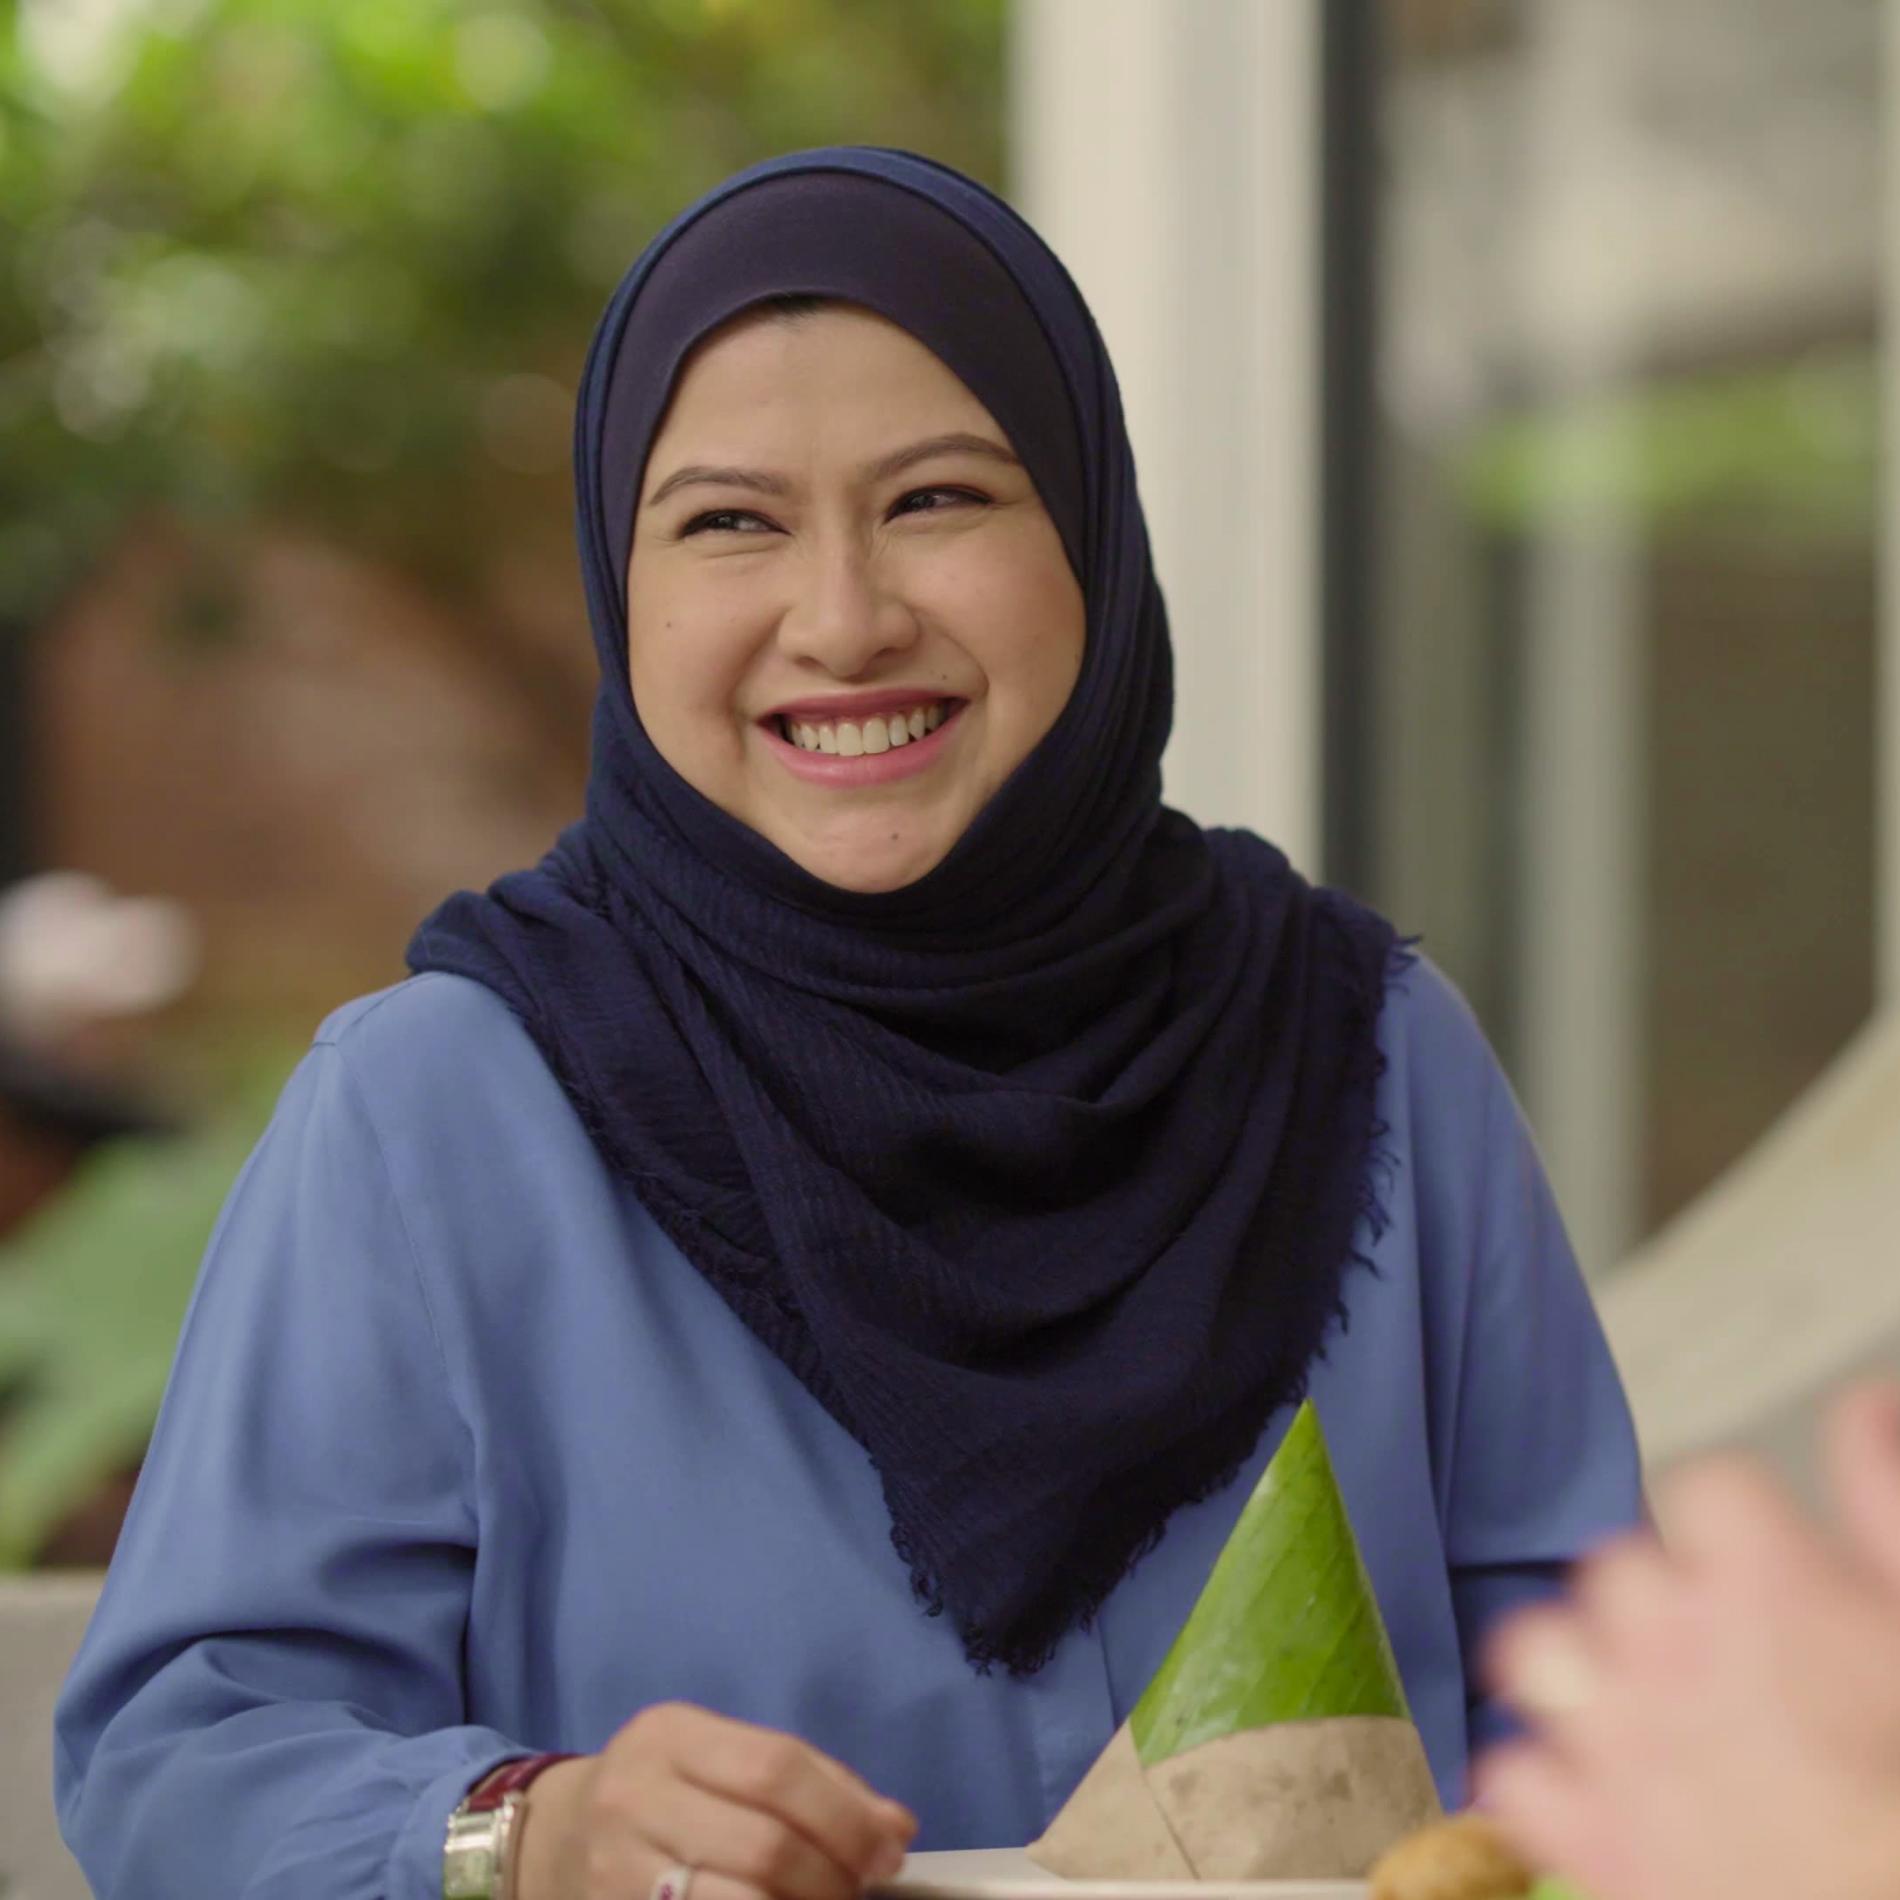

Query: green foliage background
0,1055,295,1566
0,0,1008,627
0,0,1005,1565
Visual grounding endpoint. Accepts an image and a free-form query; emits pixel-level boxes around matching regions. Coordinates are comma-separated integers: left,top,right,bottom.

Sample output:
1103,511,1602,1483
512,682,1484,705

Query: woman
54,149,1641,1900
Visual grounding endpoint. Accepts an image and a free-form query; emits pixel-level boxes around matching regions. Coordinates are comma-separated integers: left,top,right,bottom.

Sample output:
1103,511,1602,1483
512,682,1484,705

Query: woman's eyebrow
645,464,790,508
866,432,1021,482
643,433,1020,510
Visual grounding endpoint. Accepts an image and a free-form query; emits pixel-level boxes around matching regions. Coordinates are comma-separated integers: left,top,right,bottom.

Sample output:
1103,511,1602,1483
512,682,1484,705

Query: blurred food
1368,1810,1537,1900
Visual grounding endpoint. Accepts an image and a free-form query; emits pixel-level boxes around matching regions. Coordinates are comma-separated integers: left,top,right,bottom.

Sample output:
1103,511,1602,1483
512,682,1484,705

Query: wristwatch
443,1752,576,1900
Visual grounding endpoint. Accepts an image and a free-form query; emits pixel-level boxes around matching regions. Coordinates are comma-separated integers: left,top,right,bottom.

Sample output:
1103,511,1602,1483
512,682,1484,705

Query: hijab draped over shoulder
410,147,1401,1675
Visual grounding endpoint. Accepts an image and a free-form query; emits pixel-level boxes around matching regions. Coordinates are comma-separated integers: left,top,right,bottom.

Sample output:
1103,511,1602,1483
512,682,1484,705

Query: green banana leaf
1131,1400,1412,1766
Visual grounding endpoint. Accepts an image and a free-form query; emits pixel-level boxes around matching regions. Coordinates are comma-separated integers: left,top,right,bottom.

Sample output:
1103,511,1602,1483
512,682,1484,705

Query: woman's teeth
780,702,949,755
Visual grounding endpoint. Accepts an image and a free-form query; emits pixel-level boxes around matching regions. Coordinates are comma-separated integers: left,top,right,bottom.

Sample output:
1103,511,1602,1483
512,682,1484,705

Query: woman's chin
779,823,956,895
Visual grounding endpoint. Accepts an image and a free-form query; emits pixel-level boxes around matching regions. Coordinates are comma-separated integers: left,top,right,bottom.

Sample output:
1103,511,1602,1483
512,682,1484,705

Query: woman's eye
892,486,985,518
680,509,774,537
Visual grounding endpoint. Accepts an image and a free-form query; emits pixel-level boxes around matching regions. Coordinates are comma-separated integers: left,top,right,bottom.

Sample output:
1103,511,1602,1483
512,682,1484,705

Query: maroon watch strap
464,1753,578,1815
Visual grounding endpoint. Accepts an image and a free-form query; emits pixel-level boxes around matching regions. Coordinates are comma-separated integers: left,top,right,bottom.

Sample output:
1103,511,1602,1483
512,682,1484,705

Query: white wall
1008,0,1323,871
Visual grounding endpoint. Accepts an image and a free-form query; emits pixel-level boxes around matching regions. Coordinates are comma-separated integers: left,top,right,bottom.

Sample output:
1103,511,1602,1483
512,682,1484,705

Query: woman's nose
776,541,919,676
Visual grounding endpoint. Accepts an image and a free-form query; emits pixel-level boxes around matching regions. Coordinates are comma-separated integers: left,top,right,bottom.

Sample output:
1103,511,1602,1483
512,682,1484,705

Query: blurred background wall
0,0,1892,1572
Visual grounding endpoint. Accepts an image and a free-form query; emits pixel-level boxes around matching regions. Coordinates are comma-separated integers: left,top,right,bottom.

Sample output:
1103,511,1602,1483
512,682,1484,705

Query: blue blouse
53,960,1641,1900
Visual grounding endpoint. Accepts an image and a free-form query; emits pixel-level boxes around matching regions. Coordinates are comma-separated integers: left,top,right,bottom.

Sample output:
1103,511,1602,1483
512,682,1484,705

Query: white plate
877,1847,1367,1900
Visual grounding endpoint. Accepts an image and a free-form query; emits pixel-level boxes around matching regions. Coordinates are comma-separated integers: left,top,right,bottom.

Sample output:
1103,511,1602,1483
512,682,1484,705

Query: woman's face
626,304,1086,894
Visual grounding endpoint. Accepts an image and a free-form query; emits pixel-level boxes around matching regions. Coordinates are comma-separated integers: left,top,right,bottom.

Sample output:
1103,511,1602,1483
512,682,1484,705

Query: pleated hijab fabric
410,148,1402,1674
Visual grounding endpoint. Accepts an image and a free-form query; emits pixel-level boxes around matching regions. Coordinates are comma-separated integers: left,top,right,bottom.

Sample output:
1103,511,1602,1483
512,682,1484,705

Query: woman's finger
667,1709,914,1880
580,1855,777,1900
1481,1603,1600,1722
683,1875,781,1900
808,1745,916,1826
1471,1741,1610,1896
633,1773,865,1900
1651,1453,1805,1575
1823,1380,1900,1596
1566,1530,1681,1665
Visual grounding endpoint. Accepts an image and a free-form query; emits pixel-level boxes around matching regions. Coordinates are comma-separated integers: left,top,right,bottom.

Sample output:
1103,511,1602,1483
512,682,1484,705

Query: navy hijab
411,148,1400,1675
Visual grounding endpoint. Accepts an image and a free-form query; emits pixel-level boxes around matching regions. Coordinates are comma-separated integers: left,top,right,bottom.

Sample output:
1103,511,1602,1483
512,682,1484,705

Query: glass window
1338,0,1881,1270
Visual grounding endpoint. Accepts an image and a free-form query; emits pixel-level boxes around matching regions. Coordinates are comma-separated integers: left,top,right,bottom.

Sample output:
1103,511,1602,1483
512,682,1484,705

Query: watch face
444,1805,507,1899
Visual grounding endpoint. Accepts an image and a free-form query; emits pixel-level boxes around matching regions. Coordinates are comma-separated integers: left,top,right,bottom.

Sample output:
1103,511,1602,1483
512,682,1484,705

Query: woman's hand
1473,1381,1900,1900
515,1703,918,1900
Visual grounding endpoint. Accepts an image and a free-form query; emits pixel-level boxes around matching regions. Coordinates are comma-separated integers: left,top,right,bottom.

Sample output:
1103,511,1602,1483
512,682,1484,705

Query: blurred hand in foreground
515,1702,917,1900
1474,1381,1900,1900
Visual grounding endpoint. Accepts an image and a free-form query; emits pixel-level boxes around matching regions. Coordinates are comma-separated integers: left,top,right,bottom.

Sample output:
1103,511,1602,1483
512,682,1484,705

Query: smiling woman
626,303,1084,894
51,150,1642,1900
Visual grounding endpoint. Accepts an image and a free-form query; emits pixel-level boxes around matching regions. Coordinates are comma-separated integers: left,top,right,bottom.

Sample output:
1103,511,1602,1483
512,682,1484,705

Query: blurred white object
0,872,200,1045
1599,1010,1900,1500
881,1848,1363,1898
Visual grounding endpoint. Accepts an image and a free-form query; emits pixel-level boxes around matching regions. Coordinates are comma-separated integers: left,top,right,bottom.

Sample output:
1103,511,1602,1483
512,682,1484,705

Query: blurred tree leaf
1454,350,1878,540
0,0,1007,626
0,1052,295,1567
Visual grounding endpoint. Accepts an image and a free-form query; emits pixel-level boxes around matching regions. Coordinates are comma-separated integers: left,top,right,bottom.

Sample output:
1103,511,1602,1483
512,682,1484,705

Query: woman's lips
760,700,965,786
